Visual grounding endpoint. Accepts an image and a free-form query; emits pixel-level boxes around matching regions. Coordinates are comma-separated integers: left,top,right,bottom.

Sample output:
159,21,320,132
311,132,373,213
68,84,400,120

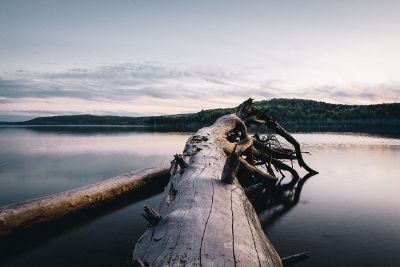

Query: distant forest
2,99,400,130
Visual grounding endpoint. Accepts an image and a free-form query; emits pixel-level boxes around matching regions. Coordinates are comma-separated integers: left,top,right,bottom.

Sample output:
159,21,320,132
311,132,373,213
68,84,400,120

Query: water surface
0,127,399,266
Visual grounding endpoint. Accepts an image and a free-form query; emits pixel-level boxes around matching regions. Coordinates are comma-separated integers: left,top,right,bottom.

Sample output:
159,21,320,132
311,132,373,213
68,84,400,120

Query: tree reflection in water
253,172,317,229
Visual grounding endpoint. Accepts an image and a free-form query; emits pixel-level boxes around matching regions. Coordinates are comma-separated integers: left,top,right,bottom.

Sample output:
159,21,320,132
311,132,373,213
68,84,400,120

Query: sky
0,0,399,121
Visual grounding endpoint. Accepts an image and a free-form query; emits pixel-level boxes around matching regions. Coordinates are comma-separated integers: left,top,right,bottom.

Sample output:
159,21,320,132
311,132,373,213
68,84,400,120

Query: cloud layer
0,63,399,121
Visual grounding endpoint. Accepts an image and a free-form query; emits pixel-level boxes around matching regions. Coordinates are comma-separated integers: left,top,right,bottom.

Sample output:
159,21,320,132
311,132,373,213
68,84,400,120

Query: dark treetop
1,99,399,130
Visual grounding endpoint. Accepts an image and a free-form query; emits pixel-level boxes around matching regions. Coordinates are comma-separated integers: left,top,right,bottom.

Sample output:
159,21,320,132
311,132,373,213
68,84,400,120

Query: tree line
7,98,400,128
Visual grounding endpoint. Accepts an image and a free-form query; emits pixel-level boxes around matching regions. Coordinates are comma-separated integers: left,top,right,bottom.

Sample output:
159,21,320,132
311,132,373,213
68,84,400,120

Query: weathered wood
221,145,240,184
239,157,278,182
0,163,170,236
237,98,317,174
251,146,300,180
143,205,162,226
262,119,318,174
252,139,295,160
132,114,283,266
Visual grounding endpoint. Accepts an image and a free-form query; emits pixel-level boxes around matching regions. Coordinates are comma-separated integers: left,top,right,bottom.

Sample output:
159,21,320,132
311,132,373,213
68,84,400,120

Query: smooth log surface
132,115,283,266
0,162,170,236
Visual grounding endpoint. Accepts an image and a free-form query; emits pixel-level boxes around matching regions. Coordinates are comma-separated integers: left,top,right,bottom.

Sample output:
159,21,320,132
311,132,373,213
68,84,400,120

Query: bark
0,163,170,236
132,98,317,266
132,114,283,266
0,97,314,266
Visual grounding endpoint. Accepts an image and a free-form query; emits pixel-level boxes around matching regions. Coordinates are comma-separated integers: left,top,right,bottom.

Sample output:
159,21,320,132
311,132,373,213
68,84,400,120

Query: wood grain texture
0,162,170,236
132,114,283,266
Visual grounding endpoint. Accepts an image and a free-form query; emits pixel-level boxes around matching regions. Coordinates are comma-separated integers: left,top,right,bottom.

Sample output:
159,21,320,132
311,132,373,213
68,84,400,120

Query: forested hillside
2,99,399,129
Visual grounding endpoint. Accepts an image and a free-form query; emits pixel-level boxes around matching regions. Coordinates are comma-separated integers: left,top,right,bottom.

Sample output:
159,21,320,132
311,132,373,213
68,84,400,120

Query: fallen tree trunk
132,114,283,266
0,163,170,236
133,98,316,266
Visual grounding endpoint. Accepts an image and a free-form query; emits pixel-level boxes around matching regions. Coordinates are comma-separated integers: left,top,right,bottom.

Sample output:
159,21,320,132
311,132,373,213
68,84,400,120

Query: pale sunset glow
1,0,399,121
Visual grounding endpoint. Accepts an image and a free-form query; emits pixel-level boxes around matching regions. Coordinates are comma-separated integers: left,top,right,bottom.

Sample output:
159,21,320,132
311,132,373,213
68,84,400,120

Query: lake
0,126,400,266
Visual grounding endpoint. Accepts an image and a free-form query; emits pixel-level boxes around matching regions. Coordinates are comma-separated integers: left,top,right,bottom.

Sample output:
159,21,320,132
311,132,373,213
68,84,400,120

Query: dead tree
132,98,316,266
0,163,170,236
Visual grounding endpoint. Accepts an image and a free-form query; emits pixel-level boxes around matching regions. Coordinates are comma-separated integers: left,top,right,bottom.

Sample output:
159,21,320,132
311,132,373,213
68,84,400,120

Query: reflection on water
0,126,400,266
0,127,190,267
0,127,190,206
255,173,316,229
266,133,400,267
0,186,165,267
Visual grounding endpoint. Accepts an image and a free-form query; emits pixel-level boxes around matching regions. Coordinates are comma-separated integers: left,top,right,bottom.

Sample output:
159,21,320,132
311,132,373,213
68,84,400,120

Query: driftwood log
0,163,170,236
133,99,316,266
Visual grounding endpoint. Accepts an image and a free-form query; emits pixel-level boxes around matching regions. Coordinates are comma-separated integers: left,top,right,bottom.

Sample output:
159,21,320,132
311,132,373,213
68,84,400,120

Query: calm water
0,126,400,266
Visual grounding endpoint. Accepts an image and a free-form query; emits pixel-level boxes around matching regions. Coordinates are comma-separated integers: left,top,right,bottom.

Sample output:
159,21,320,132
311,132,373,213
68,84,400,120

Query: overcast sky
1,0,399,121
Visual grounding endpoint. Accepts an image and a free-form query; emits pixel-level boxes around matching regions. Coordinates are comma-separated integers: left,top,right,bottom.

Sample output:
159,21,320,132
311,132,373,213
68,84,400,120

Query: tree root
236,98,318,175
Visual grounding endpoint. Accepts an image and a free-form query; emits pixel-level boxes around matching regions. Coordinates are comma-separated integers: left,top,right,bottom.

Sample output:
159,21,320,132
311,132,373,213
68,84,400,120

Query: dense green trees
8,98,400,128
257,99,400,122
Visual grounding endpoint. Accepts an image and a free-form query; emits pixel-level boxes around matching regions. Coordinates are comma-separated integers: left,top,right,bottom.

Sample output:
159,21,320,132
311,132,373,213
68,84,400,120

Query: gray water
0,126,399,266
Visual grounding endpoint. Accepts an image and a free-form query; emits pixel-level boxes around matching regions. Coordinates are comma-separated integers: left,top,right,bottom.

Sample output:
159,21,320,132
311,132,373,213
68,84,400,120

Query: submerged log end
132,258,150,267
282,252,310,266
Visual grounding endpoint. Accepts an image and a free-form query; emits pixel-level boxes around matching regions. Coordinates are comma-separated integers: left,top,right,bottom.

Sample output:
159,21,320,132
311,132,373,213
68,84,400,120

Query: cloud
0,62,399,120
302,82,400,104
0,63,247,101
